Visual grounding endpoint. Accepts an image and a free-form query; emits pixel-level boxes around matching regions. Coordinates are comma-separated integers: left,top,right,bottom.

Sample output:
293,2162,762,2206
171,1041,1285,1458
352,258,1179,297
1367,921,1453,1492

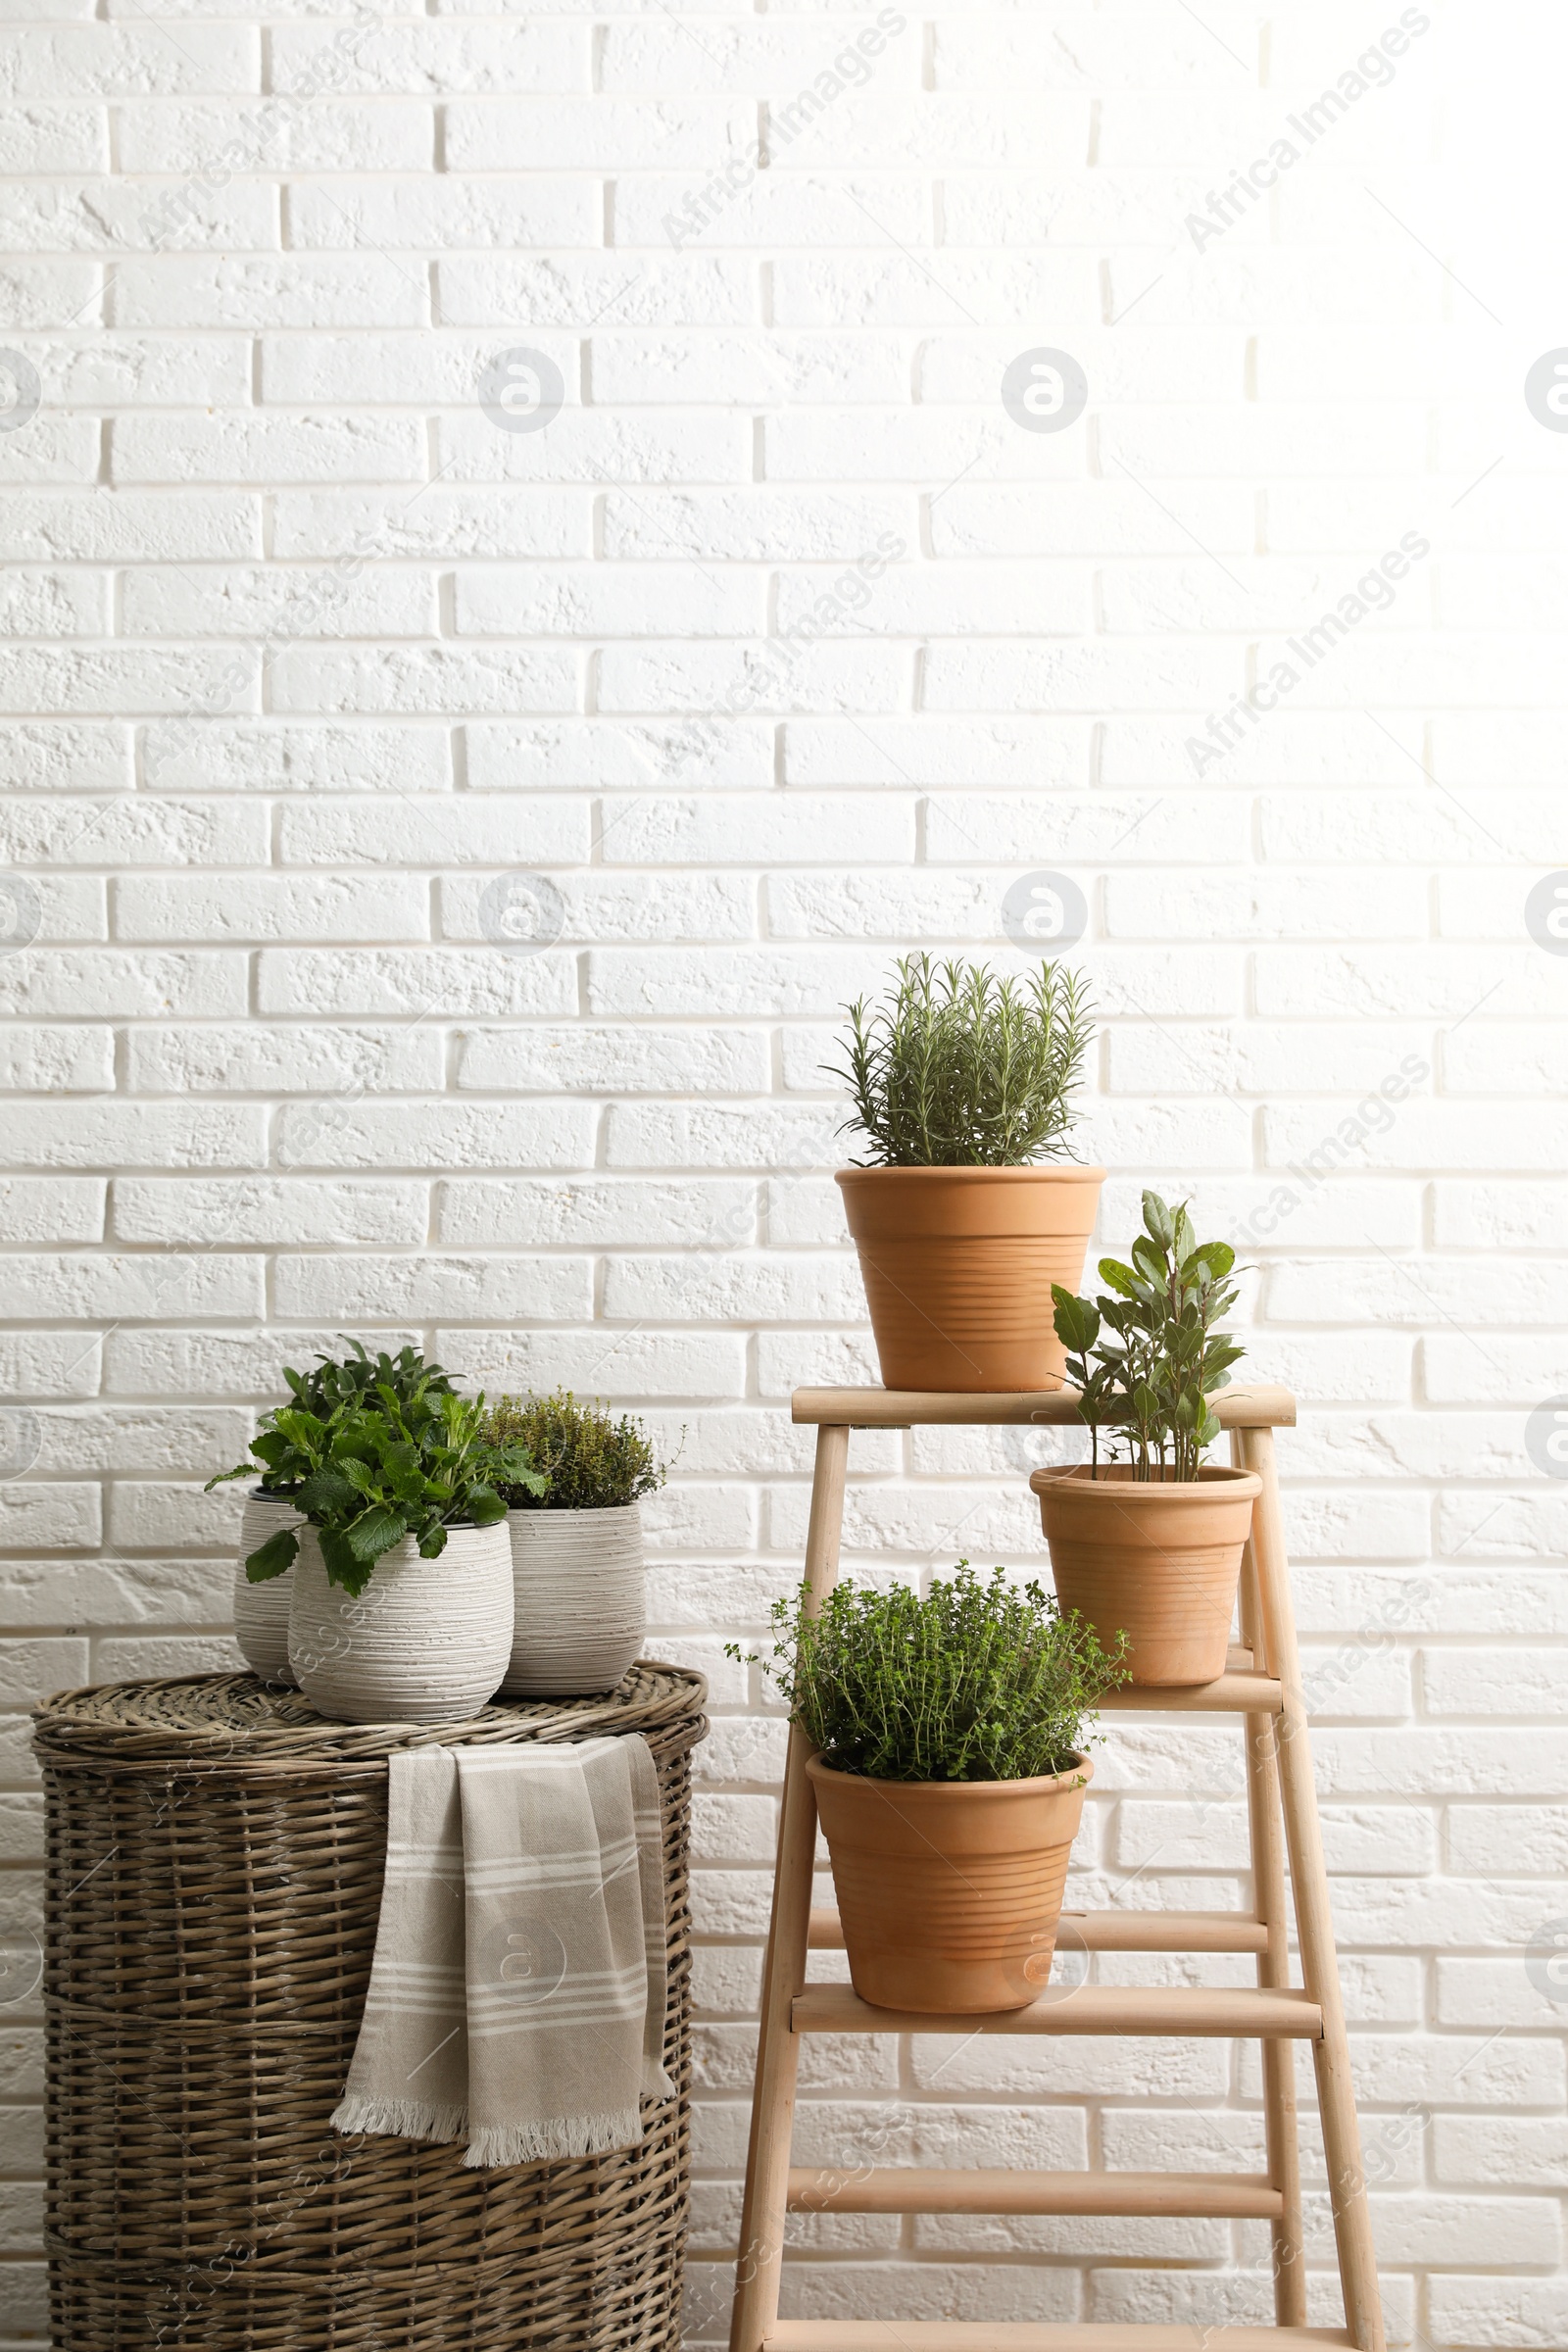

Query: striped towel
332,1736,670,2168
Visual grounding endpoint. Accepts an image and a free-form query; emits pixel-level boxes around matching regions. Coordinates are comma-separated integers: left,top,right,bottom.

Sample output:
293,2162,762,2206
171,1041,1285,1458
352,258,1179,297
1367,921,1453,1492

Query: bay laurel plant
734,1562,1129,1785
209,1370,546,1595
1051,1190,1246,1482
832,954,1093,1167
479,1389,669,1511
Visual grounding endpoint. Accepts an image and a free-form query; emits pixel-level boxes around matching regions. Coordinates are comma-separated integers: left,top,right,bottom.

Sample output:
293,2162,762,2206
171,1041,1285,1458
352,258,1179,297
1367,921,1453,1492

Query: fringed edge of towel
463,2104,644,2170
331,2094,468,2145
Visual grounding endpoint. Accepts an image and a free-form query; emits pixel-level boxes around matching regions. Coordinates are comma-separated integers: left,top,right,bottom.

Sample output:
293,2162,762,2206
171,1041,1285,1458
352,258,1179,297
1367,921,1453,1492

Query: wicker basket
33,1662,707,2351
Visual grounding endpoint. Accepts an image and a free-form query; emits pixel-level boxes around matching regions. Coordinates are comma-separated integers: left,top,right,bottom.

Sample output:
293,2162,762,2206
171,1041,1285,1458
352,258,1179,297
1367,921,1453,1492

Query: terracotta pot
1030,1462,1262,1687
232,1489,301,1688
499,1502,646,1698
836,1164,1104,1392
287,1522,514,1724
806,1752,1092,2014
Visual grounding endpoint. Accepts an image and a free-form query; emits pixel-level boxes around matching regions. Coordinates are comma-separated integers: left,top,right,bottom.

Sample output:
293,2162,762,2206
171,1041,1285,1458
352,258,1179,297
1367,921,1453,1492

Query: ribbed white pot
287,1522,514,1724
233,1490,302,1688
500,1502,646,1698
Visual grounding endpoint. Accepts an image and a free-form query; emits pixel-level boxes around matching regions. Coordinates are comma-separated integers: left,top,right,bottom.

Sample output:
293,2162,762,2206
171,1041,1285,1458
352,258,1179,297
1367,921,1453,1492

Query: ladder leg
1240,1424,1386,2352
1233,1436,1305,2328
729,1422,850,2352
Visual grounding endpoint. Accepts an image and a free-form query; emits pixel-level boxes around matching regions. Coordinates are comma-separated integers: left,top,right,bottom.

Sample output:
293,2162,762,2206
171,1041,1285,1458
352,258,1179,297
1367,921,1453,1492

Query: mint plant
236,1342,458,1494
733,1562,1127,1784
209,1374,546,1594
832,954,1093,1167
1052,1190,1246,1481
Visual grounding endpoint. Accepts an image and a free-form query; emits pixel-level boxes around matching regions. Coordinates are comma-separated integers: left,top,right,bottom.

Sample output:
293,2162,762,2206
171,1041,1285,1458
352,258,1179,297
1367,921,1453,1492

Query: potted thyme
745,1563,1126,2013
479,1391,668,1696
830,955,1100,1392
1031,1190,1259,1685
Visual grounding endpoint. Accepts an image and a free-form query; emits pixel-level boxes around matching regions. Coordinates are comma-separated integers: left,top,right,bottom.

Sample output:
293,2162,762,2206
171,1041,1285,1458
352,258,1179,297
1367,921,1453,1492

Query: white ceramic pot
500,1502,646,1698
233,1489,303,1688
287,1522,514,1724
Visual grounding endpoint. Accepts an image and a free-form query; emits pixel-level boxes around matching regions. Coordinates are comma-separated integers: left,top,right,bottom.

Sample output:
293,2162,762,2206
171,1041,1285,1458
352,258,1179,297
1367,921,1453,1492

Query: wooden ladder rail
727,1390,1385,2352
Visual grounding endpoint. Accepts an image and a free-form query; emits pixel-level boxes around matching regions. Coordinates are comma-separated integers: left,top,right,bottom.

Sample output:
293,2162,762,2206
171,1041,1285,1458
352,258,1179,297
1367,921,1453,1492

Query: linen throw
333,1736,671,2167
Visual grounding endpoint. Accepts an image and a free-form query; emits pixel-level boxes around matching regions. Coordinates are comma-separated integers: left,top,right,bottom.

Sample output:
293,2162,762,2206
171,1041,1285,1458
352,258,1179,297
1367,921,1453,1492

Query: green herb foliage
734,1562,1128,1784
208,1375,546,1594
287,1338,457,1426
1052,1190,1246,1482
831,954,1093,1167
479,1390,668,1512
221,1341,459,1496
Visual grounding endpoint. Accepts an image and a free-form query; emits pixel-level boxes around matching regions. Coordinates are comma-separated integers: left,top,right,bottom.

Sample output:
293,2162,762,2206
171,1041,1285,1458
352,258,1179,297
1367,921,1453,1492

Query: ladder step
792,1984,1322,2040
1098,1669,1281,1713
787,2166,1284,2219
765,2327,1351,2351
808,1908,1269,1956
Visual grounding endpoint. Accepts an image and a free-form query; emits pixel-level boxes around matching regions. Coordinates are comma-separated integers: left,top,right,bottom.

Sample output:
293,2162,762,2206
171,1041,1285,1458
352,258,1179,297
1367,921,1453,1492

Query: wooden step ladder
727,1385,1386,2352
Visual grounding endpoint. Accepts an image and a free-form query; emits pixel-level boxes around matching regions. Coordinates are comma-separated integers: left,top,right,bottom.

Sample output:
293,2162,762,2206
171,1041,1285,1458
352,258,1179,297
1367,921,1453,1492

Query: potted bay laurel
831,955,1102,1391
215,1341,458,1686
745,1564,1126,2013
1031,1191,1260,1687
211,1375,544,1722
481,1391,667,1697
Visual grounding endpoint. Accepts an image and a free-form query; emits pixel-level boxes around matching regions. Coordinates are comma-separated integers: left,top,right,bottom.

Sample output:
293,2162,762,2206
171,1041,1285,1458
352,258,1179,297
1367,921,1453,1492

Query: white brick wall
0,2,1564,2345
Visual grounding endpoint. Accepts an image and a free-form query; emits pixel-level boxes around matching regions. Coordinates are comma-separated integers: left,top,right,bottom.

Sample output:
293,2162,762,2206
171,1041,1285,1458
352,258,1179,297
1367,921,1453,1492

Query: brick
113,1178,426,1247
118,99,432,175
127,1024,442,1097
453,1029,766,1099
141,721,451,795
272,1252,591,1322
0,1102,264,1170
0,1025,112,1092
278,795,589,868
455,565,761,640
114,872,429,944
439,1176,751,1250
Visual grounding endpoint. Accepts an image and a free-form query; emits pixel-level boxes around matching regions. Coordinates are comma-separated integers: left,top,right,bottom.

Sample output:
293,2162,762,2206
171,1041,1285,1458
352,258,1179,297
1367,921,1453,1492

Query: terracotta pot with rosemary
831,955,1102,1392
1030,1191,1260,1688
740,1565,1127,2014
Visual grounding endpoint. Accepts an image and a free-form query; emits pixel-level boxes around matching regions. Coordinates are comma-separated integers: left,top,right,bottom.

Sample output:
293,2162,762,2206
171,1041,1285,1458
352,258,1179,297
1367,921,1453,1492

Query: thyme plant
479,1390,669,1511
831,954,1093,1167
1052,1191,1246,1481
736,1562,1128,1784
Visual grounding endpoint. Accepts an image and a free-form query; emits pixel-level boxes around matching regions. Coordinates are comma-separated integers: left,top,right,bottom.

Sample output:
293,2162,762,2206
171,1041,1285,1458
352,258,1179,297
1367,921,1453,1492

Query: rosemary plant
830,954,1093,1167
735,1562,1127,1783
1052,1190,1246,1481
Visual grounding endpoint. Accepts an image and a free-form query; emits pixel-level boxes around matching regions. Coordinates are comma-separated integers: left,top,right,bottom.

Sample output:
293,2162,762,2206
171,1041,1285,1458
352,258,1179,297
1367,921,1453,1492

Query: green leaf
318,1525,370,1595
1097,1256,1139,1298
466,1484,507,1526
244,1526,298,1582
1051,1284,1099,1353
1191,1240,1235,1279
296,1466,362,1519
1141,1190,1175,1250
343,1502,411,1563
271,1406,328,1450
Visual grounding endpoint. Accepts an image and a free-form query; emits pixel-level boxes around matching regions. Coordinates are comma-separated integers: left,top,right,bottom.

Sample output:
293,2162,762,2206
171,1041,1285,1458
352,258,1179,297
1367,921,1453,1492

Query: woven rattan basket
33,1662,707,2351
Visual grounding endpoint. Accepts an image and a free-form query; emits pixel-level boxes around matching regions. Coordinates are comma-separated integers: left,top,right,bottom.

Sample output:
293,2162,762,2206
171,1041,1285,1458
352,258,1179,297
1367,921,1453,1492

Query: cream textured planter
287,1522,514,1724
233,1490,302,1688
500,1502,646,1698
